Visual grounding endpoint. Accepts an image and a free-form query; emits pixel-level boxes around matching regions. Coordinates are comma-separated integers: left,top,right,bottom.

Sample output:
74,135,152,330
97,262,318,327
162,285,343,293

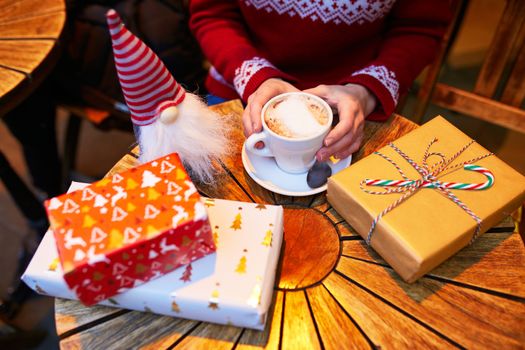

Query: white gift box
23,183,284,330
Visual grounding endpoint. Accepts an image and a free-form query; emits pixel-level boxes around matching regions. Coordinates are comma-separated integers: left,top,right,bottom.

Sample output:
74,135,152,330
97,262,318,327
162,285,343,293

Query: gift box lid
45,153,206,274
328,116,525,282
24,183,284,330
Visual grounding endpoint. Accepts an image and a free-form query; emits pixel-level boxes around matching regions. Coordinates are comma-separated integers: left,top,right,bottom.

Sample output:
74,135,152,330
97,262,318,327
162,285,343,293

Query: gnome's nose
159,106,179,124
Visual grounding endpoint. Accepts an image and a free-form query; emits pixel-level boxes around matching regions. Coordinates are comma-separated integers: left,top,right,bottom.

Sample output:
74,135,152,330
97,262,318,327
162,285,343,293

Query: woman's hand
304,83,377,161
242,78,299,137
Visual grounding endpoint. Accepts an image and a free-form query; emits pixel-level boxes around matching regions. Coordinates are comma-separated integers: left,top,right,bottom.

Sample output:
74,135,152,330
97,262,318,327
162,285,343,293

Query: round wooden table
0,0,66,116
55,100,525,349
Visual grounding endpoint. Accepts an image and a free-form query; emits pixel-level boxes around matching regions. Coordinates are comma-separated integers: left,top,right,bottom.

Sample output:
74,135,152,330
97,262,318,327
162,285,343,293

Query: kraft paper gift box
327,116,525,283
23,184,284,330
44,154,215,305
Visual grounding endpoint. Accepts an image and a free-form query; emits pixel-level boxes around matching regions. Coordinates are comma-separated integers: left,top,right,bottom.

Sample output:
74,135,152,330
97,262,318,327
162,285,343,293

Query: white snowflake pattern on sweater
234,57,276,97
352,65,399,104
244,0,396,25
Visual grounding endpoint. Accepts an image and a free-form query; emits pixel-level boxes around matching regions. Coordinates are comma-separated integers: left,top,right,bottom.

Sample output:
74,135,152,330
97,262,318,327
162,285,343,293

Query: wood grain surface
0,69,25,97
281,291,321,350
473,0,525,98
306,284,370,349
278,208,340,290
432,83,525,134
60,311,198,350
500,20,525,107
336,256,525,349
55,99,525,349
0,0,66,116
55,302,129,338
323,273,453,349
342,232,525,298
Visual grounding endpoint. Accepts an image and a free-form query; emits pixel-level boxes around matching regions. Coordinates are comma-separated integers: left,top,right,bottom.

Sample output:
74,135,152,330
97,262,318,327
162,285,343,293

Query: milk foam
268,95,326,138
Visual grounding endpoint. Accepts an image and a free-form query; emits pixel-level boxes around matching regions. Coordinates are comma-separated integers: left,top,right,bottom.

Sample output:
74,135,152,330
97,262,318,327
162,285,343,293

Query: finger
334,125,364,158
248,85,281,133
347,125,364,154
249,97,265,133
303,84,330,99
334,149,352,160
324,102,356,147
242,105,254,137
326,132,355,157
316,132,354,161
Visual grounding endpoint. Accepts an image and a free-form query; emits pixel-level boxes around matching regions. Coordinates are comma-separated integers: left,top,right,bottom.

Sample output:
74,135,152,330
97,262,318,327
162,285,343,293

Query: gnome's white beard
137,93,230,183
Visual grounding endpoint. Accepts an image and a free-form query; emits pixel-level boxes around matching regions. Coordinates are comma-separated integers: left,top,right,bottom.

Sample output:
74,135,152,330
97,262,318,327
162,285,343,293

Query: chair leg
411,0,470,123
0,151,48,320
0,151,48,238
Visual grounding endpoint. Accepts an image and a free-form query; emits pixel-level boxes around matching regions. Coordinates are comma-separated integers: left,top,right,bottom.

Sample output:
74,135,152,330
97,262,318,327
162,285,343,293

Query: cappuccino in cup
245,92,332,174
264,94,330,139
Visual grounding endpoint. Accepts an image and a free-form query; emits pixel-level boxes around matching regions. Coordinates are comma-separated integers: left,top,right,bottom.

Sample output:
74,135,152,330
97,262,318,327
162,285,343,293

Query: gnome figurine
106,9,229,182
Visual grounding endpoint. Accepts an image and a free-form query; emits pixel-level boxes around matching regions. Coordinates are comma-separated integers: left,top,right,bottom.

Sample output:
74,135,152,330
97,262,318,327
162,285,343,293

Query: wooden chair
412,0,525,134
59,85,134,184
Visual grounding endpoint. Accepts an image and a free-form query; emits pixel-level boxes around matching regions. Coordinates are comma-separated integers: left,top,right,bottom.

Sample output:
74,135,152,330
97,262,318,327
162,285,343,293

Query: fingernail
317,152,326,161
324,138,332,147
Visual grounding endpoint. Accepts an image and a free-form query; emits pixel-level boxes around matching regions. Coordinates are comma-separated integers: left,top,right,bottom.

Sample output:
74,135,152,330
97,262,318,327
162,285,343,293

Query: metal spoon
306,160,332,188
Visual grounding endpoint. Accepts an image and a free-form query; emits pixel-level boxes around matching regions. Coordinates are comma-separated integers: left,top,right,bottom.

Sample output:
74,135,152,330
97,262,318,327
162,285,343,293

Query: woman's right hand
242,78,299,137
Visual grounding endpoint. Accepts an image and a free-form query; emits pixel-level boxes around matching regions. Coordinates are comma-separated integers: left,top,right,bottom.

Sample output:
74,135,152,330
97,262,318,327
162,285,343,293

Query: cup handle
245,132,273,157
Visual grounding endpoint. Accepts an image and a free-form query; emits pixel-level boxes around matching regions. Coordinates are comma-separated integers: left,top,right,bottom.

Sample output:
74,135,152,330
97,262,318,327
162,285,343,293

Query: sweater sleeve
189,0,294,101
342,0,452,121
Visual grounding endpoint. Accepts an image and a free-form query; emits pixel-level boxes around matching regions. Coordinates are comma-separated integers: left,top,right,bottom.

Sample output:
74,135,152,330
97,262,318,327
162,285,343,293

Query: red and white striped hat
106,9,186,126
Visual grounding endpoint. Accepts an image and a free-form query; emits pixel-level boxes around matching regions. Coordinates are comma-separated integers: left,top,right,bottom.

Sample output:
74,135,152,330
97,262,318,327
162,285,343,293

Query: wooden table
0,0,65,245
0,0,66,116
55,100,525,349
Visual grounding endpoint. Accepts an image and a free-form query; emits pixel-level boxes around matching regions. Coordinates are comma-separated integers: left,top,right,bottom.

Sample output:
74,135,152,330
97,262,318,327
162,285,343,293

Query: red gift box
45,153,215,305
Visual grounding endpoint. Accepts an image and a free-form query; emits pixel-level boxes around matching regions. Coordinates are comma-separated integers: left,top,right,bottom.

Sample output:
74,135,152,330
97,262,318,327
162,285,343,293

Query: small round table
0,0,66,116
55,100,525,349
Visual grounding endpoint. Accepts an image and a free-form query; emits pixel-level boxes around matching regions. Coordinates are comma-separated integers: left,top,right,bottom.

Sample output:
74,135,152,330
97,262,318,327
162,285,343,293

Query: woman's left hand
304,83,377,162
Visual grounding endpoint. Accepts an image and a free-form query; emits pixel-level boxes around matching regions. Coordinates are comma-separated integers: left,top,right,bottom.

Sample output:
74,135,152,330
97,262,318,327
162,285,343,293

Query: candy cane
364,164,494,191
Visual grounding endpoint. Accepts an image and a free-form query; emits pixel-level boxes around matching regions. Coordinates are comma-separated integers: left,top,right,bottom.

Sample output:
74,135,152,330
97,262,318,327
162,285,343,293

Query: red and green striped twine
364,164,494,190
360,139,494,245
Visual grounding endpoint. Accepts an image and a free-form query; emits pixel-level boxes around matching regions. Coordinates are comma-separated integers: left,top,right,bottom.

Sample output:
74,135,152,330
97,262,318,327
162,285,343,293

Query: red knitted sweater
189,0,451,121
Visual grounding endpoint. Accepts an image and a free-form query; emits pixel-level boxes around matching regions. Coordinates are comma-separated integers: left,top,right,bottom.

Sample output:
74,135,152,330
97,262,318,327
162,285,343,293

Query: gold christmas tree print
180,264,192,282
262,228,273,247
230,208,242,230
235,251,248,274
108,229,123,250
213,226,219,247
182,235,192,246
208,284,220,310
48,258,59,271
171,300,180,313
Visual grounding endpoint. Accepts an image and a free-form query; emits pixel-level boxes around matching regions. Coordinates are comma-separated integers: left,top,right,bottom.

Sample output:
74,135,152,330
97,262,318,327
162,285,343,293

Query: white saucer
241,144,352,196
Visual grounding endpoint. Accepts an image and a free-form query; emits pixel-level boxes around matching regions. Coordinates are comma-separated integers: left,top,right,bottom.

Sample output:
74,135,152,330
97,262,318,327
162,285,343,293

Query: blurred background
0,0,523,348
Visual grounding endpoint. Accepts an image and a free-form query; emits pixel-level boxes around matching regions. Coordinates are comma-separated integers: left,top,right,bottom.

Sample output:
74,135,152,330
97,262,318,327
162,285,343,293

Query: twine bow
360,138,494,245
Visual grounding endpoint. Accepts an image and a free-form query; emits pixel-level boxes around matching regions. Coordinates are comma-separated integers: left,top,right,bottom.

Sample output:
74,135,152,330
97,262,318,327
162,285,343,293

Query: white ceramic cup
245,92,332,174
